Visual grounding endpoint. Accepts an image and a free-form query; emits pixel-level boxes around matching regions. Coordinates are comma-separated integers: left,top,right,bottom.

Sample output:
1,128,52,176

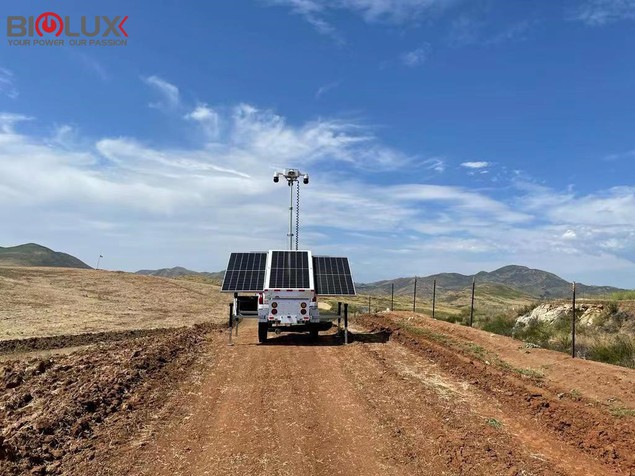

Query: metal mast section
273,169,309,250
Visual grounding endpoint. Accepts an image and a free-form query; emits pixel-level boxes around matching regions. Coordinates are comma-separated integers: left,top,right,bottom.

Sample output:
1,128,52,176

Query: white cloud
268,0,461,37
421,157,445,173
603,148,635,161
315,81,340,99
0,68,18,99
400,44,431,67
0,113,32,133
184,104,220,138
562,229,577,240
574,0,635,25
461,161,489,169
142,75,181,110
2,99,635,286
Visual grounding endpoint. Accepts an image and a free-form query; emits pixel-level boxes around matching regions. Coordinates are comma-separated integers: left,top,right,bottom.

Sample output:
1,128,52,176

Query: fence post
368,295,371,314
413,276,417,313
391,283,394,311
228,303,234,346
344,303,349,345
432,279,436,319
572,282,576,358
337,301,342,329
469,277,475,327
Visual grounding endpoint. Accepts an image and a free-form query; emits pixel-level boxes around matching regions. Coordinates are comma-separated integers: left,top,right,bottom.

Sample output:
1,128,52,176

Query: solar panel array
313,256,356,295
221,252,267,292
268,251,311,289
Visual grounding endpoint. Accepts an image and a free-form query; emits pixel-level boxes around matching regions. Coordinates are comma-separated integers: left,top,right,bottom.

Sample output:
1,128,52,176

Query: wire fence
331,279,635,367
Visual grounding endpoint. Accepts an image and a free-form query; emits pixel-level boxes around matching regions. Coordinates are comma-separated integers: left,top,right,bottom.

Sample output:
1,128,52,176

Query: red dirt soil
1,314,633,476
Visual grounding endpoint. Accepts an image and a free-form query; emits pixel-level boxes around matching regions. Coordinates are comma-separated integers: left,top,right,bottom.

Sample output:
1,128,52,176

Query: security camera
286,169,297,177
273,175,279,183
303,176,309,184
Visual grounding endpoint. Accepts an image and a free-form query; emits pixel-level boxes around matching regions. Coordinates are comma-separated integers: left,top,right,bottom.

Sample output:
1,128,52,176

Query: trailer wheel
258,322,268,343
310,327,319,339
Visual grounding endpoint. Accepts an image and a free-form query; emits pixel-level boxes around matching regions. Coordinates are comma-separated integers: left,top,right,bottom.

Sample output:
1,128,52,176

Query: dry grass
0,267,232,340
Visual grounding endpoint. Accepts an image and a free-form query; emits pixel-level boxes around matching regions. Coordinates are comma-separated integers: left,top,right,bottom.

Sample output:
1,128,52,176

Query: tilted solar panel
221,252,267,292
268,251,311,289
312,256,356,295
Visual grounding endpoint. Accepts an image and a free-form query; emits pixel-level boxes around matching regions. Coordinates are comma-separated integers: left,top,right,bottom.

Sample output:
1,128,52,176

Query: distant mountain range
135,266,224,280
1,243,625,299
0,243,91,269
356,265,622,299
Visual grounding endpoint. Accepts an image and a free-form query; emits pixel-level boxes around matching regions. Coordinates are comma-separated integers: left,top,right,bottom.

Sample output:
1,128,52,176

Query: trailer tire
258,322,268,343
310,327,319,340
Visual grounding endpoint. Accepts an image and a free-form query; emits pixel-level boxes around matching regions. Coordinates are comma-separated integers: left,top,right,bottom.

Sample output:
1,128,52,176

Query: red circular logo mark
35,12,64,37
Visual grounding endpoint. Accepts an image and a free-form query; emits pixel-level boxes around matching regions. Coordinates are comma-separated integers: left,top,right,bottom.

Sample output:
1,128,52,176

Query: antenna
273,169,309,250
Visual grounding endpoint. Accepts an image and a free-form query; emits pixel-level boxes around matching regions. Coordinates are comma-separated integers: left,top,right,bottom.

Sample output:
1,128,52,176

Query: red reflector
258,294,263,305
287,289,293,292
268,316,274,320
274,289,281,292
299,289,305,292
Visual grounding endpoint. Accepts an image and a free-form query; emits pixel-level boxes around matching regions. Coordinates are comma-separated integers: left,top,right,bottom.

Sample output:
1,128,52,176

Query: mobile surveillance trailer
221,169,356,342
222,250,355,341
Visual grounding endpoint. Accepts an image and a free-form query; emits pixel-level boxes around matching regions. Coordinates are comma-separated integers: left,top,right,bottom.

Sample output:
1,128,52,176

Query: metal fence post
368,295,371,314
413,276,417,313
469,278,475,327
344,303,349,345
391,283,394,311
228,303,234,346
572,282,576,358
432,279,436,319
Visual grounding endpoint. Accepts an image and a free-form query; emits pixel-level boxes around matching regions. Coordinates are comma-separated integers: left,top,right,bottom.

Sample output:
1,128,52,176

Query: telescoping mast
221,169,356,343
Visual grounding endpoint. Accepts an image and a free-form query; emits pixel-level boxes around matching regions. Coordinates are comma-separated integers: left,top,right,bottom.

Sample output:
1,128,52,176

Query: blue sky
1,0,635,287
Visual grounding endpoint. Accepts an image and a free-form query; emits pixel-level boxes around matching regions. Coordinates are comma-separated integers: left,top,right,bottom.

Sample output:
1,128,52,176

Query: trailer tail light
301,309,307,315
271,308,278,315
268,315,274,320
258,294,263,305
271,302,278,309
300,302,307,309
312,295,316,302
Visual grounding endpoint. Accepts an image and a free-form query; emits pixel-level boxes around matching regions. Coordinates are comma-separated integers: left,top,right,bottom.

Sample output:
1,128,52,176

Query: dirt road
102,318,633,476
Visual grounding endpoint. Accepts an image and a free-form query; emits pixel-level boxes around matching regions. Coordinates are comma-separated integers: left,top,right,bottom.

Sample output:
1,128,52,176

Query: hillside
357,264,623,299
136,266,224,281
0,243,91,269
0,267,229,340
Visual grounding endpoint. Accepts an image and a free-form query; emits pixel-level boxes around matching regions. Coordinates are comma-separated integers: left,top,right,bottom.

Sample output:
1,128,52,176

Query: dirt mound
0,328,175,355
0,323,221,475
357,313,635,475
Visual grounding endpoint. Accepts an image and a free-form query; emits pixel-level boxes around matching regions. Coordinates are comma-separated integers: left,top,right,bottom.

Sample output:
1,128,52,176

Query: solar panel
268,251,311,289
221,252,267,292
312,256,356,295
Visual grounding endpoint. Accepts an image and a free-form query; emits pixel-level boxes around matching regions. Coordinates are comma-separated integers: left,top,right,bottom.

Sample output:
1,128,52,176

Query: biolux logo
7,12,129,47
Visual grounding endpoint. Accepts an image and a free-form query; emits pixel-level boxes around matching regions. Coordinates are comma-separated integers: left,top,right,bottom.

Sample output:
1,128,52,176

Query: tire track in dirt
123,325,399,476
99,319,633,476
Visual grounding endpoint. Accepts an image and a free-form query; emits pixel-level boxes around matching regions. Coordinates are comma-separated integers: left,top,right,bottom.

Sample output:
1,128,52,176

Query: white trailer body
221,250,355,343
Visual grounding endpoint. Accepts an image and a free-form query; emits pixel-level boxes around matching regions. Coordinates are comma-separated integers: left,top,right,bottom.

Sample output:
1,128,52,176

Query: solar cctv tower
221,169,356,343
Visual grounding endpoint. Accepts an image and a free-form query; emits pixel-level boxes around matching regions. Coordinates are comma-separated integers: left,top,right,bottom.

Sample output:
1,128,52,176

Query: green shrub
609,290,635,301
513,320,552,348
480,314,516,336
587,335,635,368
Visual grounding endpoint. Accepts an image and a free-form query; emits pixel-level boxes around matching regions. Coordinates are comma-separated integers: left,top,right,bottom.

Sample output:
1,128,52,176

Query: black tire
258,322,268,343
309,327,319,339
